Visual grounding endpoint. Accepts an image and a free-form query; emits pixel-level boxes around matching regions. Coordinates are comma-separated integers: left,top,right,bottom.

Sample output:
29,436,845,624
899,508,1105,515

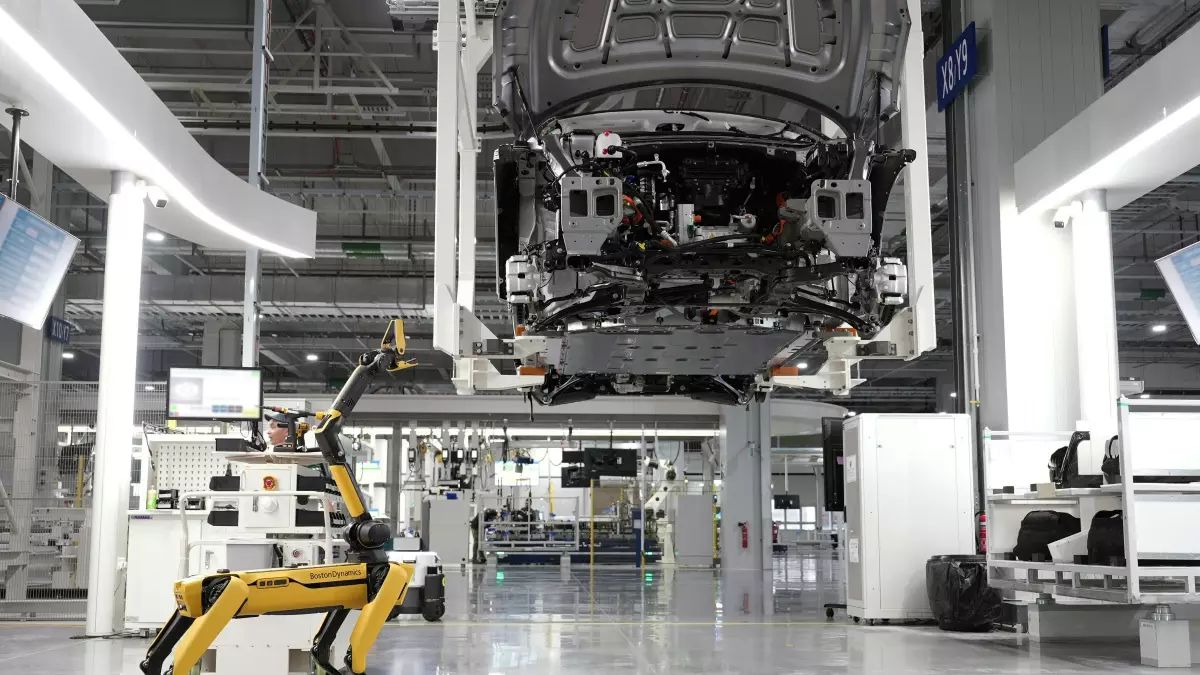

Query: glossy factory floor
1,551,1191,674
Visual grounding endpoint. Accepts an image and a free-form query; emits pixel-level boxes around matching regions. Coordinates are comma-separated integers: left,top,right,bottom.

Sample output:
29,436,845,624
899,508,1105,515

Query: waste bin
926,554,1000,632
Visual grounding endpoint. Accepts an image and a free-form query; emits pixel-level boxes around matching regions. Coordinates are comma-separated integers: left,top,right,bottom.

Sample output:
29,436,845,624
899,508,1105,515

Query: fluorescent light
62,351,75,360
144,385,155,391
306,354,320,362
796,361,808,369
950,392,958,398
145,231,165,243
1025,91,1200,216
0,8,308,259
1140,393,1152,399
1152,324,1168,333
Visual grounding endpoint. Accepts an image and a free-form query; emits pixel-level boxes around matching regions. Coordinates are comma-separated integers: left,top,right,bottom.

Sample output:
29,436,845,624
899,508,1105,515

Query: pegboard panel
149,437,233,494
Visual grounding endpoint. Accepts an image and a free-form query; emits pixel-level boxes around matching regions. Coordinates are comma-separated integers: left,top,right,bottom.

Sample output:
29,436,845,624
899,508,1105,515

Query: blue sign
44,315,71,345
937,22,978,111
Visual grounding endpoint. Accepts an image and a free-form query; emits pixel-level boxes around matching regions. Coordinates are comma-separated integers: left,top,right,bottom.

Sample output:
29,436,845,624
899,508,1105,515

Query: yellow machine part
173,577,249,675
348,564,411,673
172,563,415,619
329,465,366,517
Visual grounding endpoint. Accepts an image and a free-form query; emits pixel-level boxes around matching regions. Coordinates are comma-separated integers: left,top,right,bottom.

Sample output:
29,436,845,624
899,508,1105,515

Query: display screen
1158,241,1200,344
167,367,263,421
0,195,80,329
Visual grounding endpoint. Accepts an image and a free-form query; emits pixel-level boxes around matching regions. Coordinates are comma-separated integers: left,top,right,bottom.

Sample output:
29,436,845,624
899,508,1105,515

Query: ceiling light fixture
796,361,808,369
1140,393,1152,399
1152,323,1168,333
1025,91,1200,216
144,385,155,391
62,351,75,360
145,231,165,243
0,8,308,259
950,392,958,398
306,354,320,362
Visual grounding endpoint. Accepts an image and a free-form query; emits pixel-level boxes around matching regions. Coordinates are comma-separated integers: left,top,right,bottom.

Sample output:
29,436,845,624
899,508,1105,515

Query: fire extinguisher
977,512,988,554
738,522,749,549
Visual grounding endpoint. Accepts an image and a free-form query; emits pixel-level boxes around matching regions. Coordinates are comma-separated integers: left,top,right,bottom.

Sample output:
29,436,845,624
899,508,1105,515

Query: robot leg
140,611,196,675
310,608,350,675
170,577,250,675
344,563,411,675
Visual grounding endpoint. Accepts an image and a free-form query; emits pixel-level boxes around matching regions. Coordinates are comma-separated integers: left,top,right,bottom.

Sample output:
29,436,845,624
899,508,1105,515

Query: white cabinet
843,414,975,621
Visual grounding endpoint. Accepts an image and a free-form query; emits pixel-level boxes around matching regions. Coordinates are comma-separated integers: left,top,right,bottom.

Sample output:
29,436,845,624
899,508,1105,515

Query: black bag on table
1101,436,1192,484
1087,510,1124,565
1013,510,1081,561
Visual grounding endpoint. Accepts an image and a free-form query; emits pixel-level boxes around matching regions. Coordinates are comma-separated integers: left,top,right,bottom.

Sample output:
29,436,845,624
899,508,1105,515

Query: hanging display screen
0,195,79,329
1157,242,1200,343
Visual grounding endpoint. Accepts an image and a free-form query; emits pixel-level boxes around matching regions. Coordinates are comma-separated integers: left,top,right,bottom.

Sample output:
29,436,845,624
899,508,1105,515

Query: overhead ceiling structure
0,0,316,255
27,0,1200,408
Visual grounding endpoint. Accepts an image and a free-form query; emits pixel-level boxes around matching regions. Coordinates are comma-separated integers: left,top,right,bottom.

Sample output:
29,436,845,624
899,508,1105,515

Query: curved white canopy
0,0,317,258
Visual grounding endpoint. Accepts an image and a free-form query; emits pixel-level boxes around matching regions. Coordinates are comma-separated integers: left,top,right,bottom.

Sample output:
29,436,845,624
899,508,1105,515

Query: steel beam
242,0,270,368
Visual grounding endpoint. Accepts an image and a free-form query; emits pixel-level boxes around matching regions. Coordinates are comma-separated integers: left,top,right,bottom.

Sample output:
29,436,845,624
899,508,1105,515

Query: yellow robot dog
141,320,441,675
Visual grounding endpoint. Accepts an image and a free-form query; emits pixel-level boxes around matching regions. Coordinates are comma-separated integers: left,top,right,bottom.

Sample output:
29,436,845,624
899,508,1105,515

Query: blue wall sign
937,22,978,111
44,315,71,345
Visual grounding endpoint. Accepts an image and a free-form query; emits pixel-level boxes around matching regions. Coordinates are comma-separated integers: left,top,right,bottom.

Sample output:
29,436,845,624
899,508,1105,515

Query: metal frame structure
985,399,1200,605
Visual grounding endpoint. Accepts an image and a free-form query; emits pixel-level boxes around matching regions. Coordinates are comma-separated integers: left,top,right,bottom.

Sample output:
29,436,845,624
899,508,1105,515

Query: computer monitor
821,417,845,512
167,367,263,422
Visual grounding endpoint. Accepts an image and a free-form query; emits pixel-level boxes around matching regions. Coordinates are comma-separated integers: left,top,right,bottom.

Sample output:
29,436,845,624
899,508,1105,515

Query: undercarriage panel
558,326,802,376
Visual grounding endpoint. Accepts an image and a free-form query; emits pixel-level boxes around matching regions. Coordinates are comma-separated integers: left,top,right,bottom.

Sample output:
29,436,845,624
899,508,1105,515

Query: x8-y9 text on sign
938,22,978,112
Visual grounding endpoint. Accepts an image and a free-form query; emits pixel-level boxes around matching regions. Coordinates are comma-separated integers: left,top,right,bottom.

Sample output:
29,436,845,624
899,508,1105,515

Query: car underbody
478,0,925,405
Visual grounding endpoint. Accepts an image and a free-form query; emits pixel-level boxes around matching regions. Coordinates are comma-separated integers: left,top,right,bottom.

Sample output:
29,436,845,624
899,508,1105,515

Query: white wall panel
966,0,1103,434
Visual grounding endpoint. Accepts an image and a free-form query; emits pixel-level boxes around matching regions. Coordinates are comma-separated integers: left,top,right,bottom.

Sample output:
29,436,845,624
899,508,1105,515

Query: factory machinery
470,442,674,566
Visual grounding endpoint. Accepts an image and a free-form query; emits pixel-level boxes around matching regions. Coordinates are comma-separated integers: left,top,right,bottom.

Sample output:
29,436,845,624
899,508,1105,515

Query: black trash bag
926,555,1001,632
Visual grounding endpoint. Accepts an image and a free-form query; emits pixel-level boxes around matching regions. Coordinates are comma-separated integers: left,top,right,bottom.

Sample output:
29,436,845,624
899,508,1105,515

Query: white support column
433,0,461,354
1071,190,1120,469
85,171,146,636
202,320,241,367
719,398,774,615
967,0,1104,435
719,399,772,571
900,0,937,354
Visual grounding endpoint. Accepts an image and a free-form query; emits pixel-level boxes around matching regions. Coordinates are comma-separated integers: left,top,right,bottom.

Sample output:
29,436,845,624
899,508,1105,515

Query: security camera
145,185,170,209
1053,201,1083,229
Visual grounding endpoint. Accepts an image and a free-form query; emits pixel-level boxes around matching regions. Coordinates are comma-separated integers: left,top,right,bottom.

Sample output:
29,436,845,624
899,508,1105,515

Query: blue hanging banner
44,315,71,345
937,22,979,112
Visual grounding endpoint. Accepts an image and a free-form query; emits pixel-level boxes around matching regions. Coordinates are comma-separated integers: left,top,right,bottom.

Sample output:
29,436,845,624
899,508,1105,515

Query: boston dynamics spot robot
141,321,442,675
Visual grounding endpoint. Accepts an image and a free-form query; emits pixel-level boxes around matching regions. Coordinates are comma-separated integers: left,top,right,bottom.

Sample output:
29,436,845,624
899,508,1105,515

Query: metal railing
0,381,166,620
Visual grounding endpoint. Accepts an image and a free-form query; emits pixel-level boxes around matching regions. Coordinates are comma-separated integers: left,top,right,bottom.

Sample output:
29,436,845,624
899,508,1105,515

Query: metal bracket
452,357,542,393
771,307,920,395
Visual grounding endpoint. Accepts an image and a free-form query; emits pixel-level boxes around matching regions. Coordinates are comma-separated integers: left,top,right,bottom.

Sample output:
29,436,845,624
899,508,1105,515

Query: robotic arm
313,319,416,555
140,321,430,675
